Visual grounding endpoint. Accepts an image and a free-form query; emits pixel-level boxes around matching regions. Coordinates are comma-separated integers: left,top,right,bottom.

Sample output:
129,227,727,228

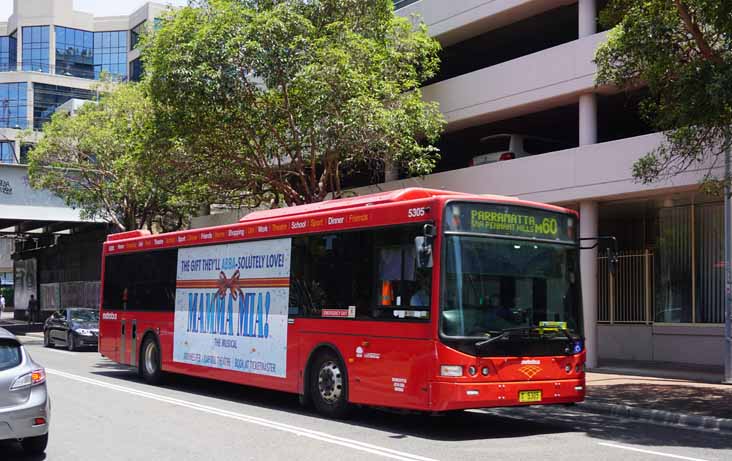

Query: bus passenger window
373,226,431,320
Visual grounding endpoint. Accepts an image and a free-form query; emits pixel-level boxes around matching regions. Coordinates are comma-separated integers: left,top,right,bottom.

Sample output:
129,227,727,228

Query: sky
0,0,189,22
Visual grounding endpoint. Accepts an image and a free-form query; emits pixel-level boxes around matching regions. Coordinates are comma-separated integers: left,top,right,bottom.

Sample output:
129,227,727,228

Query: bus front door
120,319,138,367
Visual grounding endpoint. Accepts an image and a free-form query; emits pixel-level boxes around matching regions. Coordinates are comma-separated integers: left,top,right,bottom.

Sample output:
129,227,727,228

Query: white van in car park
0,327,50,455
470,134,570,166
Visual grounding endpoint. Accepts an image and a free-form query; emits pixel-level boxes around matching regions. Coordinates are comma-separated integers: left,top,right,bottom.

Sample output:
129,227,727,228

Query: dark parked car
0,327,50,454
43,308,99,351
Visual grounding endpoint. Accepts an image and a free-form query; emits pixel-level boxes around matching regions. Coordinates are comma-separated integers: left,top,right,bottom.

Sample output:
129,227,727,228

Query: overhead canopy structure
0,166,105,237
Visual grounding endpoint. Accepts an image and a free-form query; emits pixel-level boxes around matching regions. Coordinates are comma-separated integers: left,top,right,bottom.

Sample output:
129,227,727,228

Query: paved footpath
580,366,732,432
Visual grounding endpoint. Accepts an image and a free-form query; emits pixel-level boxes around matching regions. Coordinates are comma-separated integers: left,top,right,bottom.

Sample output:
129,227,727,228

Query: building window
0,33,17,72
655,207,692,323
0,82,28,129
0,141,16,164
22,26,49,73
130,21,146,50
393,0,420,9
130,58,144,82
33,83,94,130
55,26,94,79
289,225,431,321
93,31,128,81
19,143,34,164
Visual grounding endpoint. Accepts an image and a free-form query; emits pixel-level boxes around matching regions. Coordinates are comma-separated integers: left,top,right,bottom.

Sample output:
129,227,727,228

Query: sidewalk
580,362,732,433
0,309,43,334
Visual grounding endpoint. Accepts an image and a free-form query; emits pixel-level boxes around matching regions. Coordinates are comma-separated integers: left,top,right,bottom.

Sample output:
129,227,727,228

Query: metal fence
598,250,653,324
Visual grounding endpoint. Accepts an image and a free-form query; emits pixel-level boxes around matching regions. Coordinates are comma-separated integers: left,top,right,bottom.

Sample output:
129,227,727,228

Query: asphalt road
3,335,732,461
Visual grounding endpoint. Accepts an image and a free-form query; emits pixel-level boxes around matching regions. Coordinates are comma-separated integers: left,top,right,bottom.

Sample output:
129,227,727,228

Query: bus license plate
519,390,542,403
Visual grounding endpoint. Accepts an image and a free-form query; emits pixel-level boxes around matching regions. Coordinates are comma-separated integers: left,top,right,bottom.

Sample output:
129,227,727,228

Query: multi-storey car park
195,0,728,373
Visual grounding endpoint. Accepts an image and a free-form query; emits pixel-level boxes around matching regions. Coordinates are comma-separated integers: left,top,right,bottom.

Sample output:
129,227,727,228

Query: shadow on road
0,440,46,461
87,367,732,449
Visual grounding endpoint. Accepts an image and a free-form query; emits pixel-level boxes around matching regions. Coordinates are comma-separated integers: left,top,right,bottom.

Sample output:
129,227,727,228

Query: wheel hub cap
317,361,342,403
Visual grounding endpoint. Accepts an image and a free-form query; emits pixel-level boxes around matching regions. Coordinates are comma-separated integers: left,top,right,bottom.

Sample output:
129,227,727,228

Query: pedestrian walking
0,294,5,315
27,294,38,324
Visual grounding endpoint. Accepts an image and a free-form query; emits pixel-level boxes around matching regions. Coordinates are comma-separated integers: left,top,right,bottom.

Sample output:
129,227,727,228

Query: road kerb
577,400,732,434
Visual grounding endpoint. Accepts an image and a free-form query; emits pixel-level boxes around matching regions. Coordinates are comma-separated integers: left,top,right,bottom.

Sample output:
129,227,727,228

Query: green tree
595,1,732,190
143,0,444,206
27,83,196,231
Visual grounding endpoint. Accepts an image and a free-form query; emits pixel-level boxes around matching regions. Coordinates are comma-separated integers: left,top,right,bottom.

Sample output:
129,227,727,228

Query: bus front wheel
309,350,350,419
140,335,164,385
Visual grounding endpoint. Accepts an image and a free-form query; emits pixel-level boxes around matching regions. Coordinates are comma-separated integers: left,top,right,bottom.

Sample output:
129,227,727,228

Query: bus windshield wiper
474,325,575,348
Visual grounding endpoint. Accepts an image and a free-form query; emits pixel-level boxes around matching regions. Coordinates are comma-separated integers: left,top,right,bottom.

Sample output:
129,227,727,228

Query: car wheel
140,335,164,385
67,332,76,352
21,433,48,455
43,330,53,348
309,350,350,419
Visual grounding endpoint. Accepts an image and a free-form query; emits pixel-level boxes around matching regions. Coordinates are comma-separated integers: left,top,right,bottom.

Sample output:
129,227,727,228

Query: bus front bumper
429,377,585,412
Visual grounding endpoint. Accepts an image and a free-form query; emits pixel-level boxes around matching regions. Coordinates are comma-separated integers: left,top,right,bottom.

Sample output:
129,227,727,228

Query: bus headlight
440,365,464,377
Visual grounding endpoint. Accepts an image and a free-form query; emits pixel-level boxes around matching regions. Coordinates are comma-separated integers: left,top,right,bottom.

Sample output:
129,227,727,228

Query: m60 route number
408,207,426,218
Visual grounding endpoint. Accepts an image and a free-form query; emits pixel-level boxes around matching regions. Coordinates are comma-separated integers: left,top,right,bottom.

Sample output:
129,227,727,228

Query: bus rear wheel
140,335,164,385
309,350,350,419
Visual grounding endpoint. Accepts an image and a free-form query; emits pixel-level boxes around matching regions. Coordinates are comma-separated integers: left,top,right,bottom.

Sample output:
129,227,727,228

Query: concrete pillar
16,27,22,71
579,0,597,38
580,200,599,369
579,93,597,146
48,24,56,74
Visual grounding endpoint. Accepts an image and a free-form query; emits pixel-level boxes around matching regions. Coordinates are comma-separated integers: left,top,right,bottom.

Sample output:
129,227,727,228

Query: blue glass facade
0,82,28,129
0,33,17,72
130,21,146,50
33,83,94,129
22,26,50,72
0,142,16,164
55,27,127,80
94,30,128,80
55,26,94,78
130,58,143,82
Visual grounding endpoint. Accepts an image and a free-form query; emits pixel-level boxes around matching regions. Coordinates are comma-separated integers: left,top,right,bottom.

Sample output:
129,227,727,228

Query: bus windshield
440,202,582,351
441,235,581,338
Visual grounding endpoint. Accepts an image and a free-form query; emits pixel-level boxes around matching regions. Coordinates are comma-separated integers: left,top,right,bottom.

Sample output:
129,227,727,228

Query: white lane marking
598,442,713,461
39,347,76,356
47,368,437,461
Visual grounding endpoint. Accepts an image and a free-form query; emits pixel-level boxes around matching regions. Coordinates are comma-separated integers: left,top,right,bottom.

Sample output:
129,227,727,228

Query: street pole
725,138,732,384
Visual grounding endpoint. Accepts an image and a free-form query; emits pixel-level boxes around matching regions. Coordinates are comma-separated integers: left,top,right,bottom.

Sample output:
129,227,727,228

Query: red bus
99,188,586,417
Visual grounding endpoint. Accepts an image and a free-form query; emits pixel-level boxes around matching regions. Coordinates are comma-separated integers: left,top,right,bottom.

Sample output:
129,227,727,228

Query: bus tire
140,335,164,385
309,350,350,419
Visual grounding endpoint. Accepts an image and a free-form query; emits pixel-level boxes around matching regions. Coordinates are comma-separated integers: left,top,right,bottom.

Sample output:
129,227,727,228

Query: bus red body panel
99,188,585,414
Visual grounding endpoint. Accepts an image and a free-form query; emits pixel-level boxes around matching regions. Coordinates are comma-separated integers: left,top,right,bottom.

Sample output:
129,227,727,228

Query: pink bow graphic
216,270,243,300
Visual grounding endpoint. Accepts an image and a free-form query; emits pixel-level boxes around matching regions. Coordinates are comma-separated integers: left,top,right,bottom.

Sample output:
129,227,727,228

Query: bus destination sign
445,202,576,242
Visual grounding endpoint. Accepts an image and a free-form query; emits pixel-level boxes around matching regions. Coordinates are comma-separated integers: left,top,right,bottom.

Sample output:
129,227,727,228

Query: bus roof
240,188,473,223
103,188,576,249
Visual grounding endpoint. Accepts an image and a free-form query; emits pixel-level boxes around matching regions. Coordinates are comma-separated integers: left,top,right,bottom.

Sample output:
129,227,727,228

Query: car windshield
441,235,582,338
0,340,22,371
70,309,99,322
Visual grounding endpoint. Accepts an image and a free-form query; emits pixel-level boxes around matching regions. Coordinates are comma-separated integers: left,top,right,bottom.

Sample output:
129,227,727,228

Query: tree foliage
143,0,444,206
595,0,732,191
27,83,196,231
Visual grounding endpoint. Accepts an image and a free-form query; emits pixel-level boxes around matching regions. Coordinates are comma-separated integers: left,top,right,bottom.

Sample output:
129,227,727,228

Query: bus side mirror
415,224,435,269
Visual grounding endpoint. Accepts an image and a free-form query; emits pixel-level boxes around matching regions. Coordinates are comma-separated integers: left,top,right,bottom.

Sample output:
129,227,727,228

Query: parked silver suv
0,327,50,454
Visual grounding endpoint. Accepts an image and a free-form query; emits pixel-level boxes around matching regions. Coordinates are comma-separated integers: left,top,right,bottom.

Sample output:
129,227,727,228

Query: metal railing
598,250,654,324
